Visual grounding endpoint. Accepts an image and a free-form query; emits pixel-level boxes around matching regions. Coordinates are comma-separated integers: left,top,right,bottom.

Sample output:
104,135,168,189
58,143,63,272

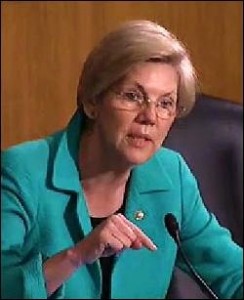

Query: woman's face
93,62,178,166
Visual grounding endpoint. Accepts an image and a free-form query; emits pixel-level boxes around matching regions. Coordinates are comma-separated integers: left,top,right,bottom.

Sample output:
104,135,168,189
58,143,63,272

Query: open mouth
126,134,152,147
127,134,152,141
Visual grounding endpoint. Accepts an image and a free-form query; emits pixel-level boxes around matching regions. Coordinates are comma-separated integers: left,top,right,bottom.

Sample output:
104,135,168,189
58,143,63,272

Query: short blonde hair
77,20,197,118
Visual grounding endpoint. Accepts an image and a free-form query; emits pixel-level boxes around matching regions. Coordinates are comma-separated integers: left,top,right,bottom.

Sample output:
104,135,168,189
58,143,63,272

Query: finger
117,214,157,251
102,234,124,256
107,221,133,248
131,239,143,250
110,214,137,243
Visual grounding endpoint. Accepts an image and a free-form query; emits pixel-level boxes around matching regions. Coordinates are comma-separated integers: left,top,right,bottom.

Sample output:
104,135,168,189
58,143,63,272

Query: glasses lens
111,88,178,119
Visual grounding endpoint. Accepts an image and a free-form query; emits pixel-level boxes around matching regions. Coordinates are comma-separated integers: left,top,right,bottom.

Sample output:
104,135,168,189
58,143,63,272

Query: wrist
66,247,84,269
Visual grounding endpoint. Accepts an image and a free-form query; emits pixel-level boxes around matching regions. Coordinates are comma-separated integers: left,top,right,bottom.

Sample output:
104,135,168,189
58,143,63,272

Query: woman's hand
43,213,157,295
73,213,157,265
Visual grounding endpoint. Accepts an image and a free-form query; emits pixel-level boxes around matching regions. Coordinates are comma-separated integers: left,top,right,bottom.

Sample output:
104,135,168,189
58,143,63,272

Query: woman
2,20,243,299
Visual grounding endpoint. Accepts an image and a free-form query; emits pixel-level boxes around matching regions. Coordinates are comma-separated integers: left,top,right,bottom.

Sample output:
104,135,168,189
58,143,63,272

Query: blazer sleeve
1,150,64,299
175,153,243,299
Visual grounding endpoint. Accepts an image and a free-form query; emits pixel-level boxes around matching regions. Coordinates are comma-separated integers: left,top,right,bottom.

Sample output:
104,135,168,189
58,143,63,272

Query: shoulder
155,146,180,161
155,146,189,169
154,147,197,183
1,130,62,176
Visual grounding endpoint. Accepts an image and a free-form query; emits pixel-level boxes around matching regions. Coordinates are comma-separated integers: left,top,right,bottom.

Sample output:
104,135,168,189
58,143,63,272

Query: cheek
156,119,175,144
98,109,134,142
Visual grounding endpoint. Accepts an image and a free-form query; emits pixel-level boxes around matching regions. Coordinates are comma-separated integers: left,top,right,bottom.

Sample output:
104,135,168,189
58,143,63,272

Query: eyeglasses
111,87,179,119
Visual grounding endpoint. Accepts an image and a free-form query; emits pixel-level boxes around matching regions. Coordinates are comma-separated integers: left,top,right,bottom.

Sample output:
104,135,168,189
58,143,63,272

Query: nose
135,101,157,125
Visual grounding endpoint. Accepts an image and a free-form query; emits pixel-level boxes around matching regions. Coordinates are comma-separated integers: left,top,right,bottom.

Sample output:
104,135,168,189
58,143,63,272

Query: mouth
125,133,153,148
127,134,152,141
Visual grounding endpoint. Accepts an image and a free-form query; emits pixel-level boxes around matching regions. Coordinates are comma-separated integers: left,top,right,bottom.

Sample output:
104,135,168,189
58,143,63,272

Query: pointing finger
117,214,157,251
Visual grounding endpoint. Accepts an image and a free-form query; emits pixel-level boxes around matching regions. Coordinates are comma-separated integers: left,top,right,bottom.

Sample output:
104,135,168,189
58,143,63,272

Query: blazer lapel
111,151,178,299
51,110,102,295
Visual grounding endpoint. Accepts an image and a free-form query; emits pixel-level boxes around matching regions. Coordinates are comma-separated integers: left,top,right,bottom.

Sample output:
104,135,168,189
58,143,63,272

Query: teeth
128,135,146,141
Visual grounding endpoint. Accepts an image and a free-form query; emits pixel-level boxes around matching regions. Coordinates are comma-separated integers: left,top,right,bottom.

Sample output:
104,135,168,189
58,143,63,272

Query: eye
123,90,143,103
158,97,175,109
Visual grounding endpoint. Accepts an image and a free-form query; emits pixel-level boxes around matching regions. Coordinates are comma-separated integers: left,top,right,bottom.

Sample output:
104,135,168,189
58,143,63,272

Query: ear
82,97,98,119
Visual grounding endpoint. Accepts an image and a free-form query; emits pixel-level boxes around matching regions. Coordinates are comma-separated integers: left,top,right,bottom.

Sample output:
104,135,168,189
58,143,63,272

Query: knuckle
105,217,115,228
124,240,132,248
110,214,119,223
118,244,125,252
131,232,137,241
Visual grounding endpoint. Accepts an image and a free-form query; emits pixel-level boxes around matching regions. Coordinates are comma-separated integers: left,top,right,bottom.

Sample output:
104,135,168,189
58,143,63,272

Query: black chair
164,93,243,299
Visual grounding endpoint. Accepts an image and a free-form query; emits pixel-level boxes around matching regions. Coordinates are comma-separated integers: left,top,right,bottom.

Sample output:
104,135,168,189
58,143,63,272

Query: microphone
164,213,219,299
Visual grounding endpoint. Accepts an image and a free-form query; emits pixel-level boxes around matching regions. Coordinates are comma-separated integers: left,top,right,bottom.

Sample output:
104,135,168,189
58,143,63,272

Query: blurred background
1,1,243,149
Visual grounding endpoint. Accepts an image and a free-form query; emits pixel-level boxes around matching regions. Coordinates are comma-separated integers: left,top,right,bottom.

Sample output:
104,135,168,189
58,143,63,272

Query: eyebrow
133,82,177,99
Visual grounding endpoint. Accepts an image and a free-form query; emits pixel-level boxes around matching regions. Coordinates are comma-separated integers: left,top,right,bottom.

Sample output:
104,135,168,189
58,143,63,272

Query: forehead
118,62,178,91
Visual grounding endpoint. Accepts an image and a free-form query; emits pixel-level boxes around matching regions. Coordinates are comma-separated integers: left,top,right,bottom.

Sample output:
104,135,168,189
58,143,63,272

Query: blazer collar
130,151,173,193
52,110,82,192
51,110,173,193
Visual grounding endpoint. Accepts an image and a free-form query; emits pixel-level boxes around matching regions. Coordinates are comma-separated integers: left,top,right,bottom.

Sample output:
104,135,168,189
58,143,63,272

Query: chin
122,148,155,166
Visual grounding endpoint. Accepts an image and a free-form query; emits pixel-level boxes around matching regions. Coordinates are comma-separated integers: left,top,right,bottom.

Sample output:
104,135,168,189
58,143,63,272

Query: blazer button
134,210,145,220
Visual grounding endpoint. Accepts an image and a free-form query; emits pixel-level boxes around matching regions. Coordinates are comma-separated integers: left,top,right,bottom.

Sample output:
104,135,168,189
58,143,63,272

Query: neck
78,130,132,218
79,130,132,188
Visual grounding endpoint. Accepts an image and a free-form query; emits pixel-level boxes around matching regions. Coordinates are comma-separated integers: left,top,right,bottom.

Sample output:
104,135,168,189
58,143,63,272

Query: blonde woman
2,20,243,299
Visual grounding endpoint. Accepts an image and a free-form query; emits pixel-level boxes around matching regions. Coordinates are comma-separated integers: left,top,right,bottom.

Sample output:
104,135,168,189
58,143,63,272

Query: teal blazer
1,111,243,299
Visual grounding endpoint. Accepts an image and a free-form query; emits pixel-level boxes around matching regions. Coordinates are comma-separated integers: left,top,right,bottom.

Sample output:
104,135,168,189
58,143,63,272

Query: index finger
117,214,157,251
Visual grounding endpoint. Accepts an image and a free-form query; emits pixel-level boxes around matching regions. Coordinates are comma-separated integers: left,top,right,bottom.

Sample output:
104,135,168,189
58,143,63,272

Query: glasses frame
110,85,181,120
